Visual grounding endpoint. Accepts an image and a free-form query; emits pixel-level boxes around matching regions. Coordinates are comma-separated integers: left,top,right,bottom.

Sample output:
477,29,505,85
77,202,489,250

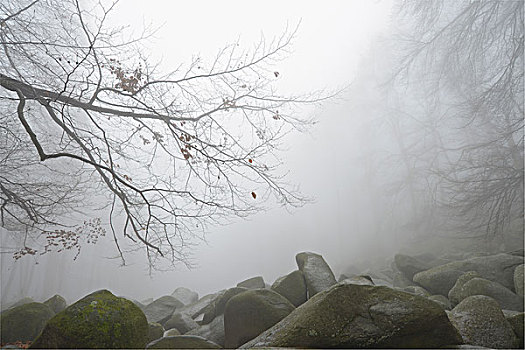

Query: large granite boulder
148,322,164,343
504,310,524,348
30,290,148,349
393,271,418,288
401,285,431,297
295,251,337,297
428,295,452,310
186,314,225,347
201,287,247,325
224,288,295,348
1,297,34,312
414,253,523,296
241,283,461,349
43,295,67,315
177,293,217,320
171,287,198,306
237,276,265,289
340,275,375,286
394,253,431,281
0,302,54,344
164,312,199,334
450,277,523,311
448,295,519,349
448,271,480,306
271,270,307,307
143,295,184,324
514,264,524,296
146,335,220,349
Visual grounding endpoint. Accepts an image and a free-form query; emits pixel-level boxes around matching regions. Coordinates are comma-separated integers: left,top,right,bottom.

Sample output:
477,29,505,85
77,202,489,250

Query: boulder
393,271,418,288
164,312,199,334
186,314,225,347
514,264,524,296
43,295,67,315
224,288,295,348
448,295,519,349
503,310,524,348
163,328,181,337
340,275,375,286
402,285,431,297
201,287,247,325
143,295,184,324
237,276,265,289
0,302,54,344
146,335,220,349
462,277,522,311
171,287,198,306
414,253,523,295
1,297,33,312
271,270,307,307
295,251,337,297
241,283,461,349
448,271,481,306
177,293,217,320
394,253,431,281
148,322,164,343
30,290,148,349
428,295,452,310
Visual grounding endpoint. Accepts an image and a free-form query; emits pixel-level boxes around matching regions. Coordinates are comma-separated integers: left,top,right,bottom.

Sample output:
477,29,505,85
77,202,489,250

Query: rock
177,293,217,320
224,289,295,348
186,314,225,347
163,328,181,337
394,253,431,281
141,298,154,305
0,302,54,344
504,311,524,348
132,299,146,311
428,295,452,310
143,295,184,324
393,271,418,288
164,312,199,334
1,297,33,312
414,253,523,295
448,295,519,349
43,295,67,314
148,322,164,343
171,287,198,306
30,290,148,349
514,264,524,296
146,335,221,349
271,270,307,307
295,251,337,297
452,277,523,311
340,275,375,286
237,276,265,289
201,287,247,325
402,285,431,297
241,283,461,349
448,271,481,306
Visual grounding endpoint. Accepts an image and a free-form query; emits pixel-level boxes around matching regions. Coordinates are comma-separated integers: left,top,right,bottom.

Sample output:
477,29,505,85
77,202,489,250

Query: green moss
30,290,148,349
0,302,54,343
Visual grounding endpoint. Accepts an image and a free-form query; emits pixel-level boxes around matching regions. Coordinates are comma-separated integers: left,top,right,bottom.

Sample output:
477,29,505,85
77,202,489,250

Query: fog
1,0,523,308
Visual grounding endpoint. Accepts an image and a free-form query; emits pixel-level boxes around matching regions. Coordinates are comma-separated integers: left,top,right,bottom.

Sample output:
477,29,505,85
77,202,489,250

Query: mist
1,0,523,339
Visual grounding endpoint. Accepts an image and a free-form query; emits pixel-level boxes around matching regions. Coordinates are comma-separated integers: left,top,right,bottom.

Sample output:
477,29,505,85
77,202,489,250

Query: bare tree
0,0,328,268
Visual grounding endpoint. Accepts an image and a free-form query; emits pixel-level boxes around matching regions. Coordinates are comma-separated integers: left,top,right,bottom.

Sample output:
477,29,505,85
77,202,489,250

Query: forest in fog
0,0,523,316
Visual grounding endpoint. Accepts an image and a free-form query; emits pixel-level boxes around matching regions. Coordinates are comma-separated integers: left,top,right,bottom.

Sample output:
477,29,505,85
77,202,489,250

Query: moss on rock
30,289,148,349
0,302,54,343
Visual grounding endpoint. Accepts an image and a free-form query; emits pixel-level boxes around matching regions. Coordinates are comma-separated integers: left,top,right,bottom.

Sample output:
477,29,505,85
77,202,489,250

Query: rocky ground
1,249,523,349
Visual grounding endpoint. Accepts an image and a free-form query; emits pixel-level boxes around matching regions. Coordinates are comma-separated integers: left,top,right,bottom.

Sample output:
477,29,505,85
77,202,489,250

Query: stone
237,276,265,289
428,295,452,310
146,335,220,349
295,251,337,297
514,264,524,296
163,328,181,337
201,287,247,325
394,253,431,281
177,293,217,320
171,287,198,306
148,322,164,343
448,295,519,349
402,285,431,297
43,295,67,315
393,271,418,288
340,275,375,286
224,288,295,348
143,295,184,325
186,314,225,347
0,302,54,344
30,290,148,349
271,270,307,307
164,312,199,334
452,277,523,311
241,283,461,349
1,297,33,312
448,271,481,306
504,311,524,348
414,253,523,295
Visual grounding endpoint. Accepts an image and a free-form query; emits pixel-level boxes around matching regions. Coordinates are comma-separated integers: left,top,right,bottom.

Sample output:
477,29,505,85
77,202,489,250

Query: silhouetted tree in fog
0,0,327,268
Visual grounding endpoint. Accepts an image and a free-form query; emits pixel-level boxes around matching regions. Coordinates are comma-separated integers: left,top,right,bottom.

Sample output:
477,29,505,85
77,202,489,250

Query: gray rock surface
43,294,67,314
224,288,295,348
148,322,164,343
146,335,220,349
514,264,524,296
428,294,452,310
163,328,181,337
237,276,265,289
459,277,523,311
171,287,198,306
448,295,519,349
402,285,431,297
241,283,461,349
164,312,199,334
448,271,481,306
186,314,225,347
394,253,431,281
201,287,247,325
340,275,375,286
295,251,337,297
271,270,307,307
504,310,524,348
177,293,217,319
143,295,184,325
0,302,54,344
